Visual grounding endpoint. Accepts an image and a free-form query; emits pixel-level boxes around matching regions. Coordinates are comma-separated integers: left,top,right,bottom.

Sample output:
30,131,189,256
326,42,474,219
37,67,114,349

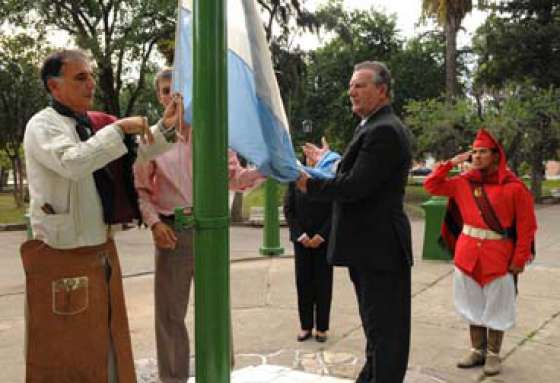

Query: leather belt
159,209,193,221
462,224,504,240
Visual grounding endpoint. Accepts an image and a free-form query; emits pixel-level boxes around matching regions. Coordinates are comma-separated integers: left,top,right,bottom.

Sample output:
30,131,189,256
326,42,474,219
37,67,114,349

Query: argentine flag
173,0,300,182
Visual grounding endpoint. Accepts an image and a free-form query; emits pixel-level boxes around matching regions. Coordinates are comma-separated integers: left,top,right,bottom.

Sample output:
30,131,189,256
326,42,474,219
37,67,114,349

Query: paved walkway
0,204,559,382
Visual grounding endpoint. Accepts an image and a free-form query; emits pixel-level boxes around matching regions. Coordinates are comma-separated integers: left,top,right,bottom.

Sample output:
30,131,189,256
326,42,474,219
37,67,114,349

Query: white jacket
24,107,172,249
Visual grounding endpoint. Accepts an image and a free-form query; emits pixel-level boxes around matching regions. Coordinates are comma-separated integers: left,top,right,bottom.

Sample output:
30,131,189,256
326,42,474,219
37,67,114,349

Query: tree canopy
1,0,177,117
0,33,49,205
473,0,560,90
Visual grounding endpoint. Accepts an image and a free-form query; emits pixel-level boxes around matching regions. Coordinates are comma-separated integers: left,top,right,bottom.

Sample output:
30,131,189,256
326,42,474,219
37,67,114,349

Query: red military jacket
424,161,537,286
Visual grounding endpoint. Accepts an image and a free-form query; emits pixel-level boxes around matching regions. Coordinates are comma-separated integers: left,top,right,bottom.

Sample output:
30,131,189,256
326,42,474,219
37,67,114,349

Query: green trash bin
421,196,453,261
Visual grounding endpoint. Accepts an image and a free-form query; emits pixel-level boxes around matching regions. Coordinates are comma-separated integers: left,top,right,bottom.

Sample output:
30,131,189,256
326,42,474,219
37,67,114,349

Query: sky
297,0,488,50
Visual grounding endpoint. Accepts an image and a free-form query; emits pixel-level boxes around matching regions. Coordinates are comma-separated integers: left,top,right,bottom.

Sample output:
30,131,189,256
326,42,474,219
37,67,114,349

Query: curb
0,223,26,232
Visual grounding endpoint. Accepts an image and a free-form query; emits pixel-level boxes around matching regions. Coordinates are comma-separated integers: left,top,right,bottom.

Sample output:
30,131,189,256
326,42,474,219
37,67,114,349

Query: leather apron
20,239,136,382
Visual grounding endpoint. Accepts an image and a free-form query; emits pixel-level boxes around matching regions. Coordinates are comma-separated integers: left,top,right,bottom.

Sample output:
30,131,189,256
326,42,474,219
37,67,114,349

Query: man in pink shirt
134,67,263,383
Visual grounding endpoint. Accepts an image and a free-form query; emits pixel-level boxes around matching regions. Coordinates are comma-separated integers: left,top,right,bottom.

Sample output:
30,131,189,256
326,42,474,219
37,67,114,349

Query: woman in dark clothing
283,155,334,342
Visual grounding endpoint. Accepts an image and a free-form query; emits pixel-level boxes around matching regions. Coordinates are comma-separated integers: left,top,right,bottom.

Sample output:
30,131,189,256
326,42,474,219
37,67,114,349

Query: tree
482,83,560,201
0,33,49,206
1,0,177,117
404,84,560,201
473,1,560,91
301,2,403,152
404,97,480,160
389,31,447,113
0,151,10,191
421,0,474,100
257,0,318,43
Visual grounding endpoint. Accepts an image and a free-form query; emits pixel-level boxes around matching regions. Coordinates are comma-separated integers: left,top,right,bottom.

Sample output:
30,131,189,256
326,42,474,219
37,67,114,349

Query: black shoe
297,331,312,342
315,334,328,343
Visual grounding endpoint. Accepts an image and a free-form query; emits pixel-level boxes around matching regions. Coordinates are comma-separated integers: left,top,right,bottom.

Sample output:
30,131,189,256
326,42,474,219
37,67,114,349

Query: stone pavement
0,204,559,382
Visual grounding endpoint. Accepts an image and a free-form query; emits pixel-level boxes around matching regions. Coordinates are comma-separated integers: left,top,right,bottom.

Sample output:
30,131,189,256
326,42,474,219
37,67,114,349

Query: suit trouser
294,242,333,332
154,225,194,383
349,266,411,383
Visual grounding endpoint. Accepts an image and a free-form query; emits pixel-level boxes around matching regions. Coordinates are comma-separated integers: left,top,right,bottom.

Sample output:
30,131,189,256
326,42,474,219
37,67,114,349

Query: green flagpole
193,0,230,381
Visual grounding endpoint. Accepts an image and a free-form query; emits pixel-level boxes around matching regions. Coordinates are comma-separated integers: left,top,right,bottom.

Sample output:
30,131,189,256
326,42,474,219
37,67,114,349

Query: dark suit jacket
283,182,332,243
307,105,413,271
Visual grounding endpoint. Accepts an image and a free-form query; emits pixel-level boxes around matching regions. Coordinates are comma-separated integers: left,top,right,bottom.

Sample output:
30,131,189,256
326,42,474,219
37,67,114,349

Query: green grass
242,182,431,219
242,183,287,218
0,193,28,224
404,184,431,204
541,179,560,196
404,184,432,219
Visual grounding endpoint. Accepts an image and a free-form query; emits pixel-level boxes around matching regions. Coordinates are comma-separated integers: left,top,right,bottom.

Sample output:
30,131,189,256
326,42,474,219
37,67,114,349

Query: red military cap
472,128,498,149
471,128,512,183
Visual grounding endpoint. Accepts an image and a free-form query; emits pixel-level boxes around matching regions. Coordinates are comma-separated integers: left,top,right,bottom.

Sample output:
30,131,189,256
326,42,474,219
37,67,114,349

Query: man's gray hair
40,49,90,93
154,67,173,92
354,61,392,98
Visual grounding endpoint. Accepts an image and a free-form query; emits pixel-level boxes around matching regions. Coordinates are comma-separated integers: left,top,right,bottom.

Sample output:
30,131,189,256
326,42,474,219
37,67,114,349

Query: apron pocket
52,276,89,315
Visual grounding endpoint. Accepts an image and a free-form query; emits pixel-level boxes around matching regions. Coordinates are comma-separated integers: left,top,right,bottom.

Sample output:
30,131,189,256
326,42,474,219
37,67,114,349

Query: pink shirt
134,139,264,228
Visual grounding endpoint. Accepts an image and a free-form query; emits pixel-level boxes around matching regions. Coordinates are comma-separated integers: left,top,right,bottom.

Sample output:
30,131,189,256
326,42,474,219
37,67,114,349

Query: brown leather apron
20,239,136,382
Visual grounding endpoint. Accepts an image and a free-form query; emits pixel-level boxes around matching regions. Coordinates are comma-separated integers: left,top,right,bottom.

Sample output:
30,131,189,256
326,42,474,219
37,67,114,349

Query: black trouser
294,242,334,332
349,266,411,383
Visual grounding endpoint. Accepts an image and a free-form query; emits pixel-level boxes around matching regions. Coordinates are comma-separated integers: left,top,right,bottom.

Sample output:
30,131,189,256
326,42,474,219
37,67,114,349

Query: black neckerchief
50,99,115,224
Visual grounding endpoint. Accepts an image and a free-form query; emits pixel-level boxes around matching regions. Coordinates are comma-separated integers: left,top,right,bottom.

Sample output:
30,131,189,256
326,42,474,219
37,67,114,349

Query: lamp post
259,177,284,256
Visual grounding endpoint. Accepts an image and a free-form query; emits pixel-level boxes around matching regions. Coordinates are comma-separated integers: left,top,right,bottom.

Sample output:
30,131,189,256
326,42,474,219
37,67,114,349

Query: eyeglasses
161,87,171,95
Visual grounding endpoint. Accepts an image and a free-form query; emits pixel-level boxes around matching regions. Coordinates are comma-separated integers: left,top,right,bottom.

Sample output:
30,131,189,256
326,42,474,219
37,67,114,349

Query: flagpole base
259,246,284,256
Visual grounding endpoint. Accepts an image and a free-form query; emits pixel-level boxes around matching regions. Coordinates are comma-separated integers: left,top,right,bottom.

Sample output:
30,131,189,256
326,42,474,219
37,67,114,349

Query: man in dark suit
296,60,413,383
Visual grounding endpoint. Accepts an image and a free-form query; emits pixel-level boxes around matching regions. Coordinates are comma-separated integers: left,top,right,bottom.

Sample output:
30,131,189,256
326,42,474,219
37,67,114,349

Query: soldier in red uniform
424,128,537,376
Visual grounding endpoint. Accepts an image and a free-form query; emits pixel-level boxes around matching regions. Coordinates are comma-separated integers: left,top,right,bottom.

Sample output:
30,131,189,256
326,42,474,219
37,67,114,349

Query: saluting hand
450,152,471,166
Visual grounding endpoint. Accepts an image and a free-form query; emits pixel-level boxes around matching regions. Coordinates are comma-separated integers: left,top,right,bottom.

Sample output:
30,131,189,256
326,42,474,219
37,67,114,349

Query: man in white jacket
22,49,181,382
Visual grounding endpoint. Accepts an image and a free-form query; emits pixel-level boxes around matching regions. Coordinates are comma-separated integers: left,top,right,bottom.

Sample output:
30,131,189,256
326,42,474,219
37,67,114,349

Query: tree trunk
230,191,244,222
504,132,523,175
97,62,120,116
9,155,24,207
444,17,459,102
0,167,6,192
474,92,484,120
530,155,544,204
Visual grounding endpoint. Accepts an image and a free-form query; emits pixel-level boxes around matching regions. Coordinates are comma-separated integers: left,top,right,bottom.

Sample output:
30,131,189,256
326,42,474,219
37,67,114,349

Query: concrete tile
497,339,560,383
410,272,464,329
0,293,25,383
409,321,483,382
412,260,454,292
230,365,352,383
515,266,560,300
232,260,271,308
528,309,560,346
511,295,560,340
266,258,358,316
0,231,26,293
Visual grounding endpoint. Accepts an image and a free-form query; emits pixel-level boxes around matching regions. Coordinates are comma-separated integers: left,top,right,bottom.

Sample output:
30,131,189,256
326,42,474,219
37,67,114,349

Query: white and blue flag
173,0,301,182
303,151,341,180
